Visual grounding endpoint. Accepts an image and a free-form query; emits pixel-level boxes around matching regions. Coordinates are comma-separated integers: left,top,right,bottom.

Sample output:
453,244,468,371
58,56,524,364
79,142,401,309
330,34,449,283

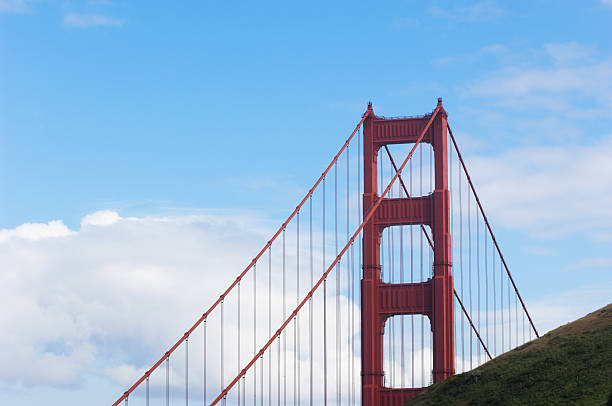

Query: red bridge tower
361,99,454,405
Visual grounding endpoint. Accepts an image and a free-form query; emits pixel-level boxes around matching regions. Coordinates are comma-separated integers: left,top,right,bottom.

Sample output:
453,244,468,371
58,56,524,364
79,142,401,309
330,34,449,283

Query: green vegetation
404,303,612,406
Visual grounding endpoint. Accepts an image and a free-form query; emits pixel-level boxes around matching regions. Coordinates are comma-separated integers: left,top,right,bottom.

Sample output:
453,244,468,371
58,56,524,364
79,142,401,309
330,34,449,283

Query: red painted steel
375,196,433,227
361,99,454,404
379,282,433,317
380,388,425,405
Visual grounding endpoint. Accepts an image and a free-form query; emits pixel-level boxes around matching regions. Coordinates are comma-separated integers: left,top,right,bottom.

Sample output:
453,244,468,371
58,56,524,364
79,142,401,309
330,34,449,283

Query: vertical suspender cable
515,287,519,347
238,282,241,405
297,211,301,405
186,337,189,406
458,153,464,372
283,229,287,406
410,158,414,387
485,221,489,352
390,179,396,386
166,356,170,406
334,161,340,405
468,185,472,370
379,152,383,281
449,139,455,372
429,140,434,382
242,339,245,406
380,146,385,353
346,143,351,402
221,299,224,400
349,239,354,400
420,144,424,384
323,176,327,406
204,319,207,405
500,256,504,353
521,311,525,343
349,240,355,402
385,169,390,384
389,167,394,386
277,335,281,406
146,376,149,406
324,269,328,405
400,183,405,387
254,263,258,405
493,247,496,356
268,247,272,406
309,197,313,406
381,158,387,384
477,211,481,364
508,269,512,349
528,310,531,341
294,214,299,406
356,125,362,403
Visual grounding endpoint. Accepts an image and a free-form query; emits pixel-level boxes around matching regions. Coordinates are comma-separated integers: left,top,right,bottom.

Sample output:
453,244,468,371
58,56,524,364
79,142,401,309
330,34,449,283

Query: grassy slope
404,303,612,406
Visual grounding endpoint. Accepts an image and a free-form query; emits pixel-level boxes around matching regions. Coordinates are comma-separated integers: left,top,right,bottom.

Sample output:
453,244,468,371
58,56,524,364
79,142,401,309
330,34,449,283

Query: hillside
404,303,612,406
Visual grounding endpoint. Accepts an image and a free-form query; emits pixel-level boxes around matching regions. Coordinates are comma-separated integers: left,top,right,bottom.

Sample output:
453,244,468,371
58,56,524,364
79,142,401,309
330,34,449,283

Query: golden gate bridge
112,99,538,406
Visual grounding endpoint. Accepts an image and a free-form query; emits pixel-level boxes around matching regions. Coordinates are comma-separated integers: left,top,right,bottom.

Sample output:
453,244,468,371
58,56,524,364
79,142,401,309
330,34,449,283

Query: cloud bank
0,210,269,389
64,13,125,28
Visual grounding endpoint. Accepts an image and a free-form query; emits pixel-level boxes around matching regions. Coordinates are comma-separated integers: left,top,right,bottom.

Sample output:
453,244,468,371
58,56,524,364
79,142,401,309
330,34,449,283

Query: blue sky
1,0,612,405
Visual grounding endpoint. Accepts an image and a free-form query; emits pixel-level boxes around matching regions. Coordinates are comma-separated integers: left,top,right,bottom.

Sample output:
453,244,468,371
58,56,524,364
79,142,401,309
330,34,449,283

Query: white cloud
529,286,612,334
544,41,592,65
523,246,555,257
0,210,270,389
63,12,125,28
465,42,612,119
567,256,612,271
433,43,509,66
469,62,612,98
429,0,505,22
466,134,612,238
0,0,33,13
0,208,364,404
0,219,74,242
81,210,121,227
